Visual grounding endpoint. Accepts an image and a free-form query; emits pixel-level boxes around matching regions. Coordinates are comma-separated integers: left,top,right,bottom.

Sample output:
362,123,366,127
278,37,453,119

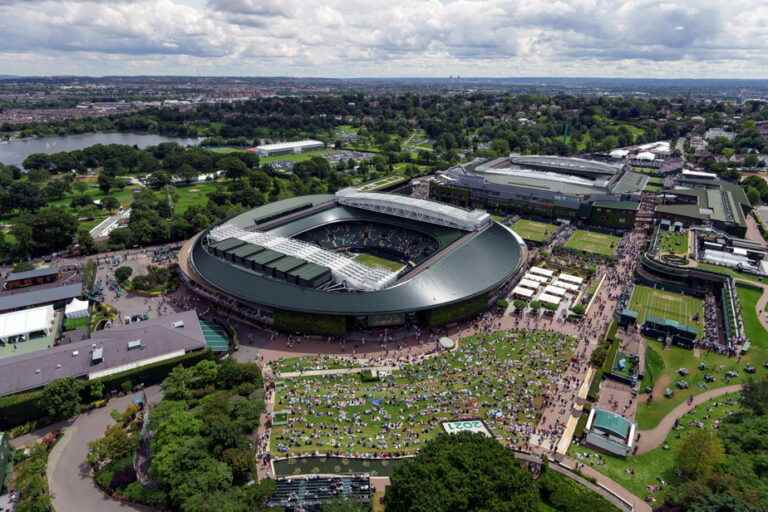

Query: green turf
570,392,741,503
205,146,248,154
695,262,768,286
259,149,329,164
736,284,768,350
658,231,688,255
512,219,558,242
271,330,576,457
628,285,704,332
563,230,620,258
640,343,664,390
353,253,404,272
64,316,89,331
634,337,765,429
170,182,221,214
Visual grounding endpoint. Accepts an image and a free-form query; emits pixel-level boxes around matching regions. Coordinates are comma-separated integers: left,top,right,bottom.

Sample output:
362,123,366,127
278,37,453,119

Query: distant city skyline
0,0,766,78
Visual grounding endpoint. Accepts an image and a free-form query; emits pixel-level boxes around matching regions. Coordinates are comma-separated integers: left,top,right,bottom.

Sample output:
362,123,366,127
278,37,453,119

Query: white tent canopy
558,273,584,285
65,298,89,319
544,285,567,297
0,305,54,341
512,286,535,298
523,273,549,283
519,278,542,289
538,293,562,305
529,266,554,278
552,280,579,292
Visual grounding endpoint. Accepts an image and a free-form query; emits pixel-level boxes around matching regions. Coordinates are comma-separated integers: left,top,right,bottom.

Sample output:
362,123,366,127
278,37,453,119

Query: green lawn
640,342,664,390
271,330,576,456
260,149,329,164
205,146,248,154
512,219,558,242
659,231,688,255
170,182,221,214
570,392,741,502
64,315,90,331
736,284,768,350
628,285,704,332
696,262,768,286
563,230,620,258
353,252,404,272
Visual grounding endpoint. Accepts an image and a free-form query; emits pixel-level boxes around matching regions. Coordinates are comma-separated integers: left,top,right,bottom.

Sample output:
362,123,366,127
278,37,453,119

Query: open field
570,392,741,502
696,262,768,285
271,330,576,457
512,219,558,242
563,230,620,257
634,336,766,429
628,285,704,332
353,252,404,272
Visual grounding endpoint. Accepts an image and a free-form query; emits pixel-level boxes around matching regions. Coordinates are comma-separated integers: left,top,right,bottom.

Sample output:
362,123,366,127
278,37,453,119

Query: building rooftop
592,408,632,440
5,266,59,282
0,310,205,397
0,283,83,313
255,139,324,152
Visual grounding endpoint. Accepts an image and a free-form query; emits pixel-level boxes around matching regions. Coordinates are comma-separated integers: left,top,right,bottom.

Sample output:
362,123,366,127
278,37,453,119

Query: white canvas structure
558,273,584,285
529,266,554,278
0,305,54,342
552,280,579,292
65,298,89,319
523,273,549,283
512,286,535,298
519,278,541,289
543,285,567,297
538,293,562,305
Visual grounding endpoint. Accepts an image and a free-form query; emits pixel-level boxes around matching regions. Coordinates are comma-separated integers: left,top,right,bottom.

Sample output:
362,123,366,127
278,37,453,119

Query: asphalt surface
47,387,161,512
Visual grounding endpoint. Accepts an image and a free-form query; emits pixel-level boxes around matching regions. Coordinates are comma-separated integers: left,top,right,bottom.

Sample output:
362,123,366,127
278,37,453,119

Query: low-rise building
253,139,324,157
584,408,636,457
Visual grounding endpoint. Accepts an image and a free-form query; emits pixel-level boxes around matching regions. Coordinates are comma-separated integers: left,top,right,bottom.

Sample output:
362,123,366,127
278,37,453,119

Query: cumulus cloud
0,0,765,77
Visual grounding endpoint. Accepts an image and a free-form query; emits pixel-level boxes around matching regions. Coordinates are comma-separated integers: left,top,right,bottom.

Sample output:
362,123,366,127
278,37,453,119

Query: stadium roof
0,283,83,313
190,197,526,316
5,266,58,282
506,155,622,176
0,310,205,397
335,188,490,232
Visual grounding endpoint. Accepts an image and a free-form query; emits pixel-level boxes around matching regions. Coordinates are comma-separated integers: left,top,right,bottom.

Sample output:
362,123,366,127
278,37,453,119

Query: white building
255,139,325,157
0,305,54,344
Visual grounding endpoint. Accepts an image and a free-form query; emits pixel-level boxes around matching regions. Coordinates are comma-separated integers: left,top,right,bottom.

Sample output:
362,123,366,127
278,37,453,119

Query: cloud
0,0,766,77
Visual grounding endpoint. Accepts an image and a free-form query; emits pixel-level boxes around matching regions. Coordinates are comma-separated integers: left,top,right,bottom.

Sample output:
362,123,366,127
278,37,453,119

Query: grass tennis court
563,230,620,257
511,219,557,242
353,253,404,272
628,285,704,331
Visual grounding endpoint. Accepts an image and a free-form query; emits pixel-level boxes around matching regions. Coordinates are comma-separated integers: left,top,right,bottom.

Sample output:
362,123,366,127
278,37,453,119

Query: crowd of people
271,330,577,458
297,222,439,265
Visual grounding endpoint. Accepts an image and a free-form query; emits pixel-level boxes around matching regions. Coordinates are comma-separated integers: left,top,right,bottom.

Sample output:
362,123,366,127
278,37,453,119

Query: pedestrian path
634,384,742,454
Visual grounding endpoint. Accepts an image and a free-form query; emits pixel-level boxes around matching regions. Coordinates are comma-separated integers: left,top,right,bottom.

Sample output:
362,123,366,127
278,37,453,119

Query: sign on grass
442,419,492,437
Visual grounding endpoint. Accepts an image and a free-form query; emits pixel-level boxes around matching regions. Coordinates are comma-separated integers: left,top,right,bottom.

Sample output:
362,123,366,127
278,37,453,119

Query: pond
273,456,408,478
0,132,200,168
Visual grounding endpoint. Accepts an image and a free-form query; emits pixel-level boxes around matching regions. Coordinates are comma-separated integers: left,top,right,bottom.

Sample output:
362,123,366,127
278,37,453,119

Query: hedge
0,389,46,430
0,350,214,430
91,349,215,395
273,311,347,336
426,294,489,326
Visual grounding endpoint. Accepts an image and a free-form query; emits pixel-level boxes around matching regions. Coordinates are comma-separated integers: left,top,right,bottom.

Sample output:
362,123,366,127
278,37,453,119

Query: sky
0,0,766,78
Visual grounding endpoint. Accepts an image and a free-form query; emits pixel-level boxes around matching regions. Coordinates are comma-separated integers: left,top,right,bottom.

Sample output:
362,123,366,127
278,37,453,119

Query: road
45,387,162,512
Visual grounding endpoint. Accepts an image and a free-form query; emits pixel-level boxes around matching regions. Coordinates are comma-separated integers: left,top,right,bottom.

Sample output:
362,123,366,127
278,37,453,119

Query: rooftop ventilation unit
127,340,143,350
91,347,103,364
172,320,185,328
72,350,79,357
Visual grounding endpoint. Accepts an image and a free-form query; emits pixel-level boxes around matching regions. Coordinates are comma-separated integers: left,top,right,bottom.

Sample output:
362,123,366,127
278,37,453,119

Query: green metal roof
212,237,246,252
290,263,330,281
268,256,305,274
247,249,284,266
592,409,632,439
228,243,264,259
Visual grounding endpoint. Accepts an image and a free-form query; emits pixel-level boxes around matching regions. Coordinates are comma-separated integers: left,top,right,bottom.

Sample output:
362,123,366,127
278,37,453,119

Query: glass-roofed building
584,408,636,457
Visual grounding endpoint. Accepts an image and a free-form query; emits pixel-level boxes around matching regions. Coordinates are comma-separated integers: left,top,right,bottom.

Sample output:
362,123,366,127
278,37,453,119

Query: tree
97,173,113,194
321,499,369,512
740,377,768,416
385,433,538,512
39,377,83,420
676,430,725,482
77,228,98,255
100,195,120,211
12,207,77,256
115,266,133,283
218,157,249,179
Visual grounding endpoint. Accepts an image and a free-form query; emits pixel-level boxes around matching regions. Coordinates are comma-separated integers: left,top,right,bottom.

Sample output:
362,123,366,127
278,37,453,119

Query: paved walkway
635,384,742,454
277,366,398,379
46,387,162,512
559,456,651,512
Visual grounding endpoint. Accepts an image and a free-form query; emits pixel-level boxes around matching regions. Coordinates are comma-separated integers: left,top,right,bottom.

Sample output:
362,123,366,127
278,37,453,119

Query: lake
0,133,200,168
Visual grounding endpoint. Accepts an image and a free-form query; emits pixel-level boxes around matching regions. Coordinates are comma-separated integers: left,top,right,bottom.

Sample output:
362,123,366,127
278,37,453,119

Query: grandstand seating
297,222,440,265
266,476,371,511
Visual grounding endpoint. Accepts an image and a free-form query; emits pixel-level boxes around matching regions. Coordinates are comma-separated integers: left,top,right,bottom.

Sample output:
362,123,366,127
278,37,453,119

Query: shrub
115,266,133,283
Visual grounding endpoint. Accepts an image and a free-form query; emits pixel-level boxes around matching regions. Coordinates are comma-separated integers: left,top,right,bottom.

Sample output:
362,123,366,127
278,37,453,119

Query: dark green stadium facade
182,195,527,335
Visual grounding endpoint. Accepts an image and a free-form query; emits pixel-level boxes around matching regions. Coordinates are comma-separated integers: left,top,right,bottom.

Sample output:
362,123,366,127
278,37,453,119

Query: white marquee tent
65,298,89,319
0,305,54,342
